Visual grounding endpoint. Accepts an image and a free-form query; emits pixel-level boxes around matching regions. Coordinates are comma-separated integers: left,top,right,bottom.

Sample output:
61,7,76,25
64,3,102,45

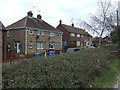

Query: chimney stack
37,14,42,19
27,11,33,17
59,19,62,25
71,23,74,27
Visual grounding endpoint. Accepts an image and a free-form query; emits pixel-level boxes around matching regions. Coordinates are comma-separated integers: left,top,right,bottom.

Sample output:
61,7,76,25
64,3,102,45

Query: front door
16,43,20,53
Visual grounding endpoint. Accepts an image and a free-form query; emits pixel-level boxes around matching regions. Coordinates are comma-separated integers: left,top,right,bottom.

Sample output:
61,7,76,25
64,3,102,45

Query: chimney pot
59,19,62,25
27,11,33,17
37,14,42,19
72,23,74,27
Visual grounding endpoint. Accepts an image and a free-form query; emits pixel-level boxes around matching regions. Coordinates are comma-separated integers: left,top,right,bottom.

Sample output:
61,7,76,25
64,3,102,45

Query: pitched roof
7,16,59,32
0,21,6,31
60,24,92,36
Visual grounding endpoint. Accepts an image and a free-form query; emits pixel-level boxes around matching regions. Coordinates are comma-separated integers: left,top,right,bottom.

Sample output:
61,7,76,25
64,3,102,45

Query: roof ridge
24,16,28,27
60,23,92,36
62,24,83,30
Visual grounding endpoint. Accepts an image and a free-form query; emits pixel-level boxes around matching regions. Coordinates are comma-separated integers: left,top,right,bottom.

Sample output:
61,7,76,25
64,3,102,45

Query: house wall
57,25,92,47
7,29,26,55
7,28,62,56
27,30,62,55
3,31,7,60
56,25,70,41
0,31,3,63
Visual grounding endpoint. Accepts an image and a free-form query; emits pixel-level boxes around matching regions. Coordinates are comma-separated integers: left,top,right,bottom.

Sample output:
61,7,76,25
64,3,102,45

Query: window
77,34,80,37
29,41,33,48
57,33,61,37
57,42,60,45
37,43,44,49
37,31,44,35
7,30,9,37
70,32,75,36
77,41,80,46
28,29,34,34
81,35,84,37
50,32,55,36
49,43,55,49
7,43,10,51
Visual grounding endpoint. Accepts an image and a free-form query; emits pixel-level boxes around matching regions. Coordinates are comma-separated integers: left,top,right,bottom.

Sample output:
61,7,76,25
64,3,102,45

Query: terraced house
56,20,92,47
6,11,62,57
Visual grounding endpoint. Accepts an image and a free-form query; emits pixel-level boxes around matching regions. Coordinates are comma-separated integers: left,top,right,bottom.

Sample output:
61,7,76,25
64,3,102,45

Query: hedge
2,48,115,88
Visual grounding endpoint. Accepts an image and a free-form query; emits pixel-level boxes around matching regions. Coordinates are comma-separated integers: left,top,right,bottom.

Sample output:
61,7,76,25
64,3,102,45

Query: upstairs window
77,34,80,37
37,43,44,49
70,33,75,37
49,43,55,49
37,31,44,36
28,29,34,34
7,30,10,37
50,32,55,36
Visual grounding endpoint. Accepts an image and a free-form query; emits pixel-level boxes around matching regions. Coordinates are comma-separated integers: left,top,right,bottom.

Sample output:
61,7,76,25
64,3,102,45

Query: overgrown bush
2,48,115,88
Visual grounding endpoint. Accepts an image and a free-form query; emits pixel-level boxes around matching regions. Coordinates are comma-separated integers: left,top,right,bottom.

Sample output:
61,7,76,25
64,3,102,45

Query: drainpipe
60,33,62,54
25,29,28,56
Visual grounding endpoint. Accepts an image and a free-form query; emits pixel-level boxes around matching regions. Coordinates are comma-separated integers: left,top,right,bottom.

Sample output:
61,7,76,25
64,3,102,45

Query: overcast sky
0,0,119,36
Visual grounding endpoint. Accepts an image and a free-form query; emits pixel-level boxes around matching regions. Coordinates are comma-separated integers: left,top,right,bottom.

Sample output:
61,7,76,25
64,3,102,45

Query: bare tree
77,0,117,47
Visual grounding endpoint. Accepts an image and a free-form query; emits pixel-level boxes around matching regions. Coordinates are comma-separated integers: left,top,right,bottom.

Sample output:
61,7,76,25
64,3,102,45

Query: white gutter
8,27,63,33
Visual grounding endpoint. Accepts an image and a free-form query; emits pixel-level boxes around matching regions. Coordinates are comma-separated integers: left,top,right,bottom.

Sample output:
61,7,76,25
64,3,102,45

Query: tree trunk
98,29,104,48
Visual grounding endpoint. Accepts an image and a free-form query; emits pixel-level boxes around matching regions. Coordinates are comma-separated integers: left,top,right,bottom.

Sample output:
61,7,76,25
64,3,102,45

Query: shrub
2,48,115,88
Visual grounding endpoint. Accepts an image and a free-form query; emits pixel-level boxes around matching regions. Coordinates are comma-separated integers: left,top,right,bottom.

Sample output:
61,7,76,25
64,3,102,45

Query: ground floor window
37,43,44,49
49,43,55,49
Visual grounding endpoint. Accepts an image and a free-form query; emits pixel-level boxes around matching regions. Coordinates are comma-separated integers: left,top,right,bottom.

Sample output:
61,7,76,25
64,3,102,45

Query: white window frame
49,43,55,49
77,41,80,46
77,34,80,37
70,32,75,37
50,32,55,36
29,42,33,48
37,31,44,36
37,43,44,49
28,29,34,34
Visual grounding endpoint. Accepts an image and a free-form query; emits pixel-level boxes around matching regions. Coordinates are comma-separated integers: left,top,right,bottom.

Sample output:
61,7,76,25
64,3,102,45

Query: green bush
2,48,115,88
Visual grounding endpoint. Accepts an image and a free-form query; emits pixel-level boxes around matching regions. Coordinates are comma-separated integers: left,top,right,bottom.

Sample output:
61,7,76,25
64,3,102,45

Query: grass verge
92,58,119,88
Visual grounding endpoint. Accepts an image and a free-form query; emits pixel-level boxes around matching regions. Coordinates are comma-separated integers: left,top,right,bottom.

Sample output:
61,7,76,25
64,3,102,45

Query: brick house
56,20,92,48
0,21,7,62
6,11,62,57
